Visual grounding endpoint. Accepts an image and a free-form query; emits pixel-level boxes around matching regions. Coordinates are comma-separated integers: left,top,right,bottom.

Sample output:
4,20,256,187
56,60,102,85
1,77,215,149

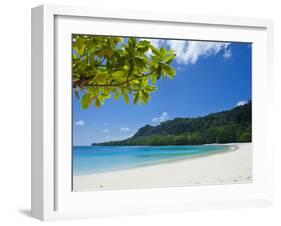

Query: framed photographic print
31,4,274,221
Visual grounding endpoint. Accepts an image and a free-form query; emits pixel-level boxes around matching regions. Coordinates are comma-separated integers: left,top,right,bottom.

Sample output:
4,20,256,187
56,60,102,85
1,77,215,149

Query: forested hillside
92,101,252,146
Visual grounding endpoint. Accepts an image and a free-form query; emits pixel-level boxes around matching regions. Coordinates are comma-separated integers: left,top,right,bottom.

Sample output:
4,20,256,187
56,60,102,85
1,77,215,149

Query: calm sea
73,145,230,176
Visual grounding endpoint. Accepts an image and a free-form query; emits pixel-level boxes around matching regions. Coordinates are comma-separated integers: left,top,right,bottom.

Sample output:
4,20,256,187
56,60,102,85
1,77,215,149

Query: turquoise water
73,145,230,176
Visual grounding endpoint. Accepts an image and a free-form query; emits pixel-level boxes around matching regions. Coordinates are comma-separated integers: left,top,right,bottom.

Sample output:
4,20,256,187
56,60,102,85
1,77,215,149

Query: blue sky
73,39,252,146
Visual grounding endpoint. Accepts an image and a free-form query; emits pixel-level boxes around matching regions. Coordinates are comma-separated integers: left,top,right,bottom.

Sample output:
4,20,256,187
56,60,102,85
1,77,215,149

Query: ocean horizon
73,145,231,176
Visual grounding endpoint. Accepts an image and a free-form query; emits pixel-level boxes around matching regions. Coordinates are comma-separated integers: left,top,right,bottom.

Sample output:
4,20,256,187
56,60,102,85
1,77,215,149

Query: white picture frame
31,4,274,221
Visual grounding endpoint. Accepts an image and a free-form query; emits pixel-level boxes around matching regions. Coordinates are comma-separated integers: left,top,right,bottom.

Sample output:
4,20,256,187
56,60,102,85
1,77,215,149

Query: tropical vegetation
92,101,252,146
72,35,176,109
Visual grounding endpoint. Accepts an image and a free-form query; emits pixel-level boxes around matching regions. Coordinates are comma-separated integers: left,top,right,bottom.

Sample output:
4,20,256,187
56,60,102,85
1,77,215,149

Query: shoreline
73,143,252,191
74,144,236,176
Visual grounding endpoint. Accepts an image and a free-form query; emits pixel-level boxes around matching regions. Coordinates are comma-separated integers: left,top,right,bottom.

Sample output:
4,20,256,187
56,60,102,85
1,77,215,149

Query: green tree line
93,101,252,146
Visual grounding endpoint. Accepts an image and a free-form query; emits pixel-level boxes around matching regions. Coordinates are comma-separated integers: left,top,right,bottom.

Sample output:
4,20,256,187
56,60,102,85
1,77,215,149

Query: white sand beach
73,143,252,191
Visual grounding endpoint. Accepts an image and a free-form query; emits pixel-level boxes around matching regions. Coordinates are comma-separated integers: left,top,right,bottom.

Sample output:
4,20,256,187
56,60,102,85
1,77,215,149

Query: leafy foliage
72,35,176,109
93,101,252,146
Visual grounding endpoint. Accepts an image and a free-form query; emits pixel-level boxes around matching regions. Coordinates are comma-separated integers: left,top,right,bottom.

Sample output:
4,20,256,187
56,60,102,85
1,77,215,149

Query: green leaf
114,91,121,100
95,72,107,84
160,47,167,57
101,91,111,99
145,85,158,92
141,89,149,99
140,90,150,104
95,48,106,56
76,36,85,56
150,45,160,56
82,93,91,109
95,97,101,108
110,87,117,92
138,40,150,46
123,65,130,71
123,92,130,104
128,37,137,48
112,70,126,78
87,40,95,53
134,56,146,68
151,75,157,84
163,54,176,63
133,92,139,104
132,79,141,85
162,64,176,78
115,37,123,43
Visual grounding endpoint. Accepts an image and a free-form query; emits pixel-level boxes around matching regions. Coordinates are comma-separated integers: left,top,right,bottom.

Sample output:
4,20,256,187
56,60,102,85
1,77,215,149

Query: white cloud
120,127,130,132
152,112,169,124
142,39,231,65
167,40,230,64
75,120,85,126
147,39,160,48
102,129,109,133
236,100,248,106
129,129,137,137
223,48,232,59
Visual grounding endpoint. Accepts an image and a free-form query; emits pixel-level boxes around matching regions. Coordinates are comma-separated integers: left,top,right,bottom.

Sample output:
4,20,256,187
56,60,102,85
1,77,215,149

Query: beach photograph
72,35,252,191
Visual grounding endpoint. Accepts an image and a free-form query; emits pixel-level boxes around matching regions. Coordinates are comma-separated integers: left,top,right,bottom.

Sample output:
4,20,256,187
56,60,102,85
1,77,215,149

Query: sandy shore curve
73,143,252,191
